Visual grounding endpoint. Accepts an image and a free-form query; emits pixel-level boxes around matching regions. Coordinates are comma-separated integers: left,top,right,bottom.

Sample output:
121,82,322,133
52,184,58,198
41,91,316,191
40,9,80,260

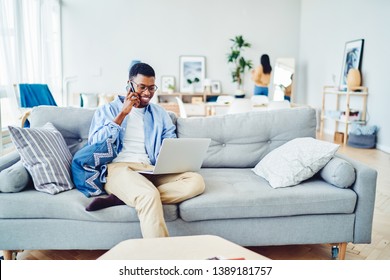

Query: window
0,0,62,154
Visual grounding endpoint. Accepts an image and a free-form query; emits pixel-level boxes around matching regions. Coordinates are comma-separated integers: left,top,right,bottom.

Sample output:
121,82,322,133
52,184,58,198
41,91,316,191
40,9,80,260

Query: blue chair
18,84,57,108
17,84,57,127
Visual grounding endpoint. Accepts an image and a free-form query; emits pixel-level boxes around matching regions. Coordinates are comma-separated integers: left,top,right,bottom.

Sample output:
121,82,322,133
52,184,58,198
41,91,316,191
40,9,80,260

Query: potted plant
227,35,253,97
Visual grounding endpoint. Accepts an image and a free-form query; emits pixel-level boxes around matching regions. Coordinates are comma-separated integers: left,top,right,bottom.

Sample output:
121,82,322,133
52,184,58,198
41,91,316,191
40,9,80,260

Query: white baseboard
376,143,390,154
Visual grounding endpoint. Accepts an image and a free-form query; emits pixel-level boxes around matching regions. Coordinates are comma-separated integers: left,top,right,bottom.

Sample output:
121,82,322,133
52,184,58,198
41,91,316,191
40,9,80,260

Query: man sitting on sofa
87,62,205,238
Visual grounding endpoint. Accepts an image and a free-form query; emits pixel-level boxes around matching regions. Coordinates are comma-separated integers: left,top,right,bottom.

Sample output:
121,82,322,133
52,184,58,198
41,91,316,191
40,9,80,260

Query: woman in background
251,54,272,96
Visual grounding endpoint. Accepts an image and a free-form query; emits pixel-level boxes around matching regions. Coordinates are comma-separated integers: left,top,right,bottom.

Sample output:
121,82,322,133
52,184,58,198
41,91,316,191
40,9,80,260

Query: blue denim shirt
88,95,176,165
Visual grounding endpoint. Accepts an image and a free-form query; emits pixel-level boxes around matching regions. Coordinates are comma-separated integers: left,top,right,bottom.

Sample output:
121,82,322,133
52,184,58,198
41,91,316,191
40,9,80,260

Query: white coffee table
98,235,269,260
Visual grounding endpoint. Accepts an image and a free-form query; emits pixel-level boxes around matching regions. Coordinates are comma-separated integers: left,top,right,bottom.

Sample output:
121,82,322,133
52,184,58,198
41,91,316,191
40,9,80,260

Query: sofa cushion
252,137,339,188
27,105,177,156
8,123,74,194
179,168,357,222
28,106,96,155
176,107,316,168
0,189,178,222
320,157,356,188
0,161,32,193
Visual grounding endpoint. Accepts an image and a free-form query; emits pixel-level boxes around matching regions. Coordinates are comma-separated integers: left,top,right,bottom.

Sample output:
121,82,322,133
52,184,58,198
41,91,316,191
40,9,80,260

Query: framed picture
211,80,221,94
179,56,206,93
161,76,175,93
339,39,364,88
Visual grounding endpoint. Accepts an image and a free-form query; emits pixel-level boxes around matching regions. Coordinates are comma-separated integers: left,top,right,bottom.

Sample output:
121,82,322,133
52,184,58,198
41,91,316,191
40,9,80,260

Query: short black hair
129,62,155,79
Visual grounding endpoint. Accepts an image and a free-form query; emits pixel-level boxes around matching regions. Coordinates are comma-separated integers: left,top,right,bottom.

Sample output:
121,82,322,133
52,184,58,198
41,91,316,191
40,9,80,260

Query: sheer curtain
0,0,62,129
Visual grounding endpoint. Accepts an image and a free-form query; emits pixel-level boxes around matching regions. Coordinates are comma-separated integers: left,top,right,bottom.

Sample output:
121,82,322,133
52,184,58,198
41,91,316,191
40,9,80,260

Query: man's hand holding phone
113,83,139,125
122,83,140,114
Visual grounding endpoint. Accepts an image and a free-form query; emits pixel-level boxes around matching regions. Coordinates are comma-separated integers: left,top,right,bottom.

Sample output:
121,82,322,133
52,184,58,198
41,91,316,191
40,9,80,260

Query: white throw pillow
80,93,99,108
252,137,339,188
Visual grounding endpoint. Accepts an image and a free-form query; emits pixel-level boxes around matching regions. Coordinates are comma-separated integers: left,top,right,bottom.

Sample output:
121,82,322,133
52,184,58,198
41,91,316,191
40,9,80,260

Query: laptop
137,138,211,175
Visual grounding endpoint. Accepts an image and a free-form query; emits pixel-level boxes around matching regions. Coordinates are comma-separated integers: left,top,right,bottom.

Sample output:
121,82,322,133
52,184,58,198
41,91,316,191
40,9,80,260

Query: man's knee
187,172,205,196
135,187,161,208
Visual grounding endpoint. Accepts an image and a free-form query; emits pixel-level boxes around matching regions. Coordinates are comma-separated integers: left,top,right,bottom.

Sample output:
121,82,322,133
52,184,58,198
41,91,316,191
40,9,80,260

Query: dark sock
85,194,125,211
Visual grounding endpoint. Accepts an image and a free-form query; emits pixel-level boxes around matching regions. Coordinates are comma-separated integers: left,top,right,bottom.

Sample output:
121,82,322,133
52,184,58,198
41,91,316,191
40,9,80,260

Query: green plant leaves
227,35,252,86
187,77,200,84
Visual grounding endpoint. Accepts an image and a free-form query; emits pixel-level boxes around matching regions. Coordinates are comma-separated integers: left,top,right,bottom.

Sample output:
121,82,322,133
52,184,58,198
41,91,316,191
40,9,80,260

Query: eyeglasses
131,81,158,93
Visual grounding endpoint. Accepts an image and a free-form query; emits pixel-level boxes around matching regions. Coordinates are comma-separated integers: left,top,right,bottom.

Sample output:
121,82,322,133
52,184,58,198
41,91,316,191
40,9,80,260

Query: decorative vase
234,83,245,98
203,79,211,94
347,68,361,90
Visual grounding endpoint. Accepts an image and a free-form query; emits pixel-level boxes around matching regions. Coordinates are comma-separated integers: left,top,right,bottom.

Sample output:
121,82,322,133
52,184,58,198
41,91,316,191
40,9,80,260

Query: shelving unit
157,92,227,116
320,86,368,144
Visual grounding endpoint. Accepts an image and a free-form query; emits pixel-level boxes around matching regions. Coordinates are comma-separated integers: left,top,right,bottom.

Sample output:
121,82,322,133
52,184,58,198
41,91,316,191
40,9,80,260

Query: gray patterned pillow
8,122,74,194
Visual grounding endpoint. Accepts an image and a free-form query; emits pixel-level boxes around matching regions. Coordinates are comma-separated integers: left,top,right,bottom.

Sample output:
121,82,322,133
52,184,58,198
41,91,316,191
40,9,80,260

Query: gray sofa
0,105,377,260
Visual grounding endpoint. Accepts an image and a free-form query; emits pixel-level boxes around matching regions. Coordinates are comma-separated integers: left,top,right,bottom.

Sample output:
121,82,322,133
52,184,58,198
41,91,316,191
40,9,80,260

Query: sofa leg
338,242,347,260
330,243,347,260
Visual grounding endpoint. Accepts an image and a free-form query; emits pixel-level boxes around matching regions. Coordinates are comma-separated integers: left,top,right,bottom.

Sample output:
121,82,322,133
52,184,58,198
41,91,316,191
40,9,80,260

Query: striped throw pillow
8,122,74,194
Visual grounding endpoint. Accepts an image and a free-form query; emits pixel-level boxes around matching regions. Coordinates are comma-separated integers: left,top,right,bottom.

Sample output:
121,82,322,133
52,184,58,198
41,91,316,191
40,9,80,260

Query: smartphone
126,82,135,93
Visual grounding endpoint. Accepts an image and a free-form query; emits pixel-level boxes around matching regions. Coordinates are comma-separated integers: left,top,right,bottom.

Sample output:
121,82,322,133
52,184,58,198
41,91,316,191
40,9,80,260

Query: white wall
298,0,390,152
61,0,301,100
61,0,390,152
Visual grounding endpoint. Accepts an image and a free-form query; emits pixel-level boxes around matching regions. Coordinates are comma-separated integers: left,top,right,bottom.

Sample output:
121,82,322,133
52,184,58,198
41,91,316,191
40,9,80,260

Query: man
88,62,205,238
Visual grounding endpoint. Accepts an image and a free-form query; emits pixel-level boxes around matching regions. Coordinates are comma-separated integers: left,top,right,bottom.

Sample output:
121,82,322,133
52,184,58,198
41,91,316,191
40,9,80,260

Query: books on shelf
324,109,362,122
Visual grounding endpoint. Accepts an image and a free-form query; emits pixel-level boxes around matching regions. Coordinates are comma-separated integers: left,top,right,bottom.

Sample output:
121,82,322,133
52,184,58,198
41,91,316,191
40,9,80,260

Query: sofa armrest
0,151,20,171
336,153,377,244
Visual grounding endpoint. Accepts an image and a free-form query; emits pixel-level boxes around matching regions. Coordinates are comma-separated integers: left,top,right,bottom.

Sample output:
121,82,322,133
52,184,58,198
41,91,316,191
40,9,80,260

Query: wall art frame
161,76,175,93
211,80,221,94
339,39,364,89
179,56,206,93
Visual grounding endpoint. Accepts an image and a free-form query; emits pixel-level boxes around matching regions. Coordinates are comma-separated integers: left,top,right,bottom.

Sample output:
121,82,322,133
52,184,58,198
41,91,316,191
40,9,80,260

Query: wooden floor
2,133,389,260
